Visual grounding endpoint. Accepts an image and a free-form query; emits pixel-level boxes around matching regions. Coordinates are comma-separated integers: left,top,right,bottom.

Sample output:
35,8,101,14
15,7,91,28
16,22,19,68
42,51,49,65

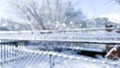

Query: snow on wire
5,46,119,66
0,28,120,44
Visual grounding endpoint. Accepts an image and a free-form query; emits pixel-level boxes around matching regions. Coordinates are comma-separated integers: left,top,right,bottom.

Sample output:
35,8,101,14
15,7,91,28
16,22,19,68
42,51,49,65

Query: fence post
49,54,54,68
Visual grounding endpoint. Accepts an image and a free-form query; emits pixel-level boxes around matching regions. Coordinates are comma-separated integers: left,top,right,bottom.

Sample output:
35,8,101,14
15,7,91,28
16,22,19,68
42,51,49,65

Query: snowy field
0,46,120,68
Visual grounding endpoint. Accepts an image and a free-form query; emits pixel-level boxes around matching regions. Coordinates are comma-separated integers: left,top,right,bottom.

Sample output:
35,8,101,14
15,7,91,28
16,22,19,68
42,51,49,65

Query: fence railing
0,29,120,68
0,43,120,68
0,28,120,44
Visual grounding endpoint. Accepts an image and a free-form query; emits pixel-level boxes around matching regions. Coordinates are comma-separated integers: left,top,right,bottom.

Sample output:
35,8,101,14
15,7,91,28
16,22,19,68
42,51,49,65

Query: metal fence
0,29,120,68
0,43,120,68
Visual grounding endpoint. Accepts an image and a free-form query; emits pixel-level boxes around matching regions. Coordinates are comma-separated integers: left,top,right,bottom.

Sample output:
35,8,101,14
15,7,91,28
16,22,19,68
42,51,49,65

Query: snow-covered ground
1,57,119,68
0,46,119,68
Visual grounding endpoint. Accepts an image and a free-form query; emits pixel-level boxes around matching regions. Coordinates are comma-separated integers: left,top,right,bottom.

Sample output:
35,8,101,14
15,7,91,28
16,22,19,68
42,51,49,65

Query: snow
0,29,120,44
0,46,119,68
0,29,120,68
0,54,119,68
100,13,120,24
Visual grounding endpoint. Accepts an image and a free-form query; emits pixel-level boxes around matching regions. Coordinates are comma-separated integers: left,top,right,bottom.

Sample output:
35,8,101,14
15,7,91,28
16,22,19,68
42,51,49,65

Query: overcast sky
78,0,120,23
0,0,120,23
77,0,120,17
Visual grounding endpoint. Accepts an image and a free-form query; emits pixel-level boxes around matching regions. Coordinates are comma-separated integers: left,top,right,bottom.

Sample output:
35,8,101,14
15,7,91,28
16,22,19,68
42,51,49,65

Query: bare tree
9,0,85,30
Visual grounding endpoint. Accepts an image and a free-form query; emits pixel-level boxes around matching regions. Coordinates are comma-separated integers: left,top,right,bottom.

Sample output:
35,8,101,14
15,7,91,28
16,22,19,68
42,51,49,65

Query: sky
76,0,120,23
77,0,120,18
0,0,120,23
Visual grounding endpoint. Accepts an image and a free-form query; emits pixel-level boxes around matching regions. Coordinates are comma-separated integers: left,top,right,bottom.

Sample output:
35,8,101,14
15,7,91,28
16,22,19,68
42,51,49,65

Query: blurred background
0,0,120,30
0,0,120,68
